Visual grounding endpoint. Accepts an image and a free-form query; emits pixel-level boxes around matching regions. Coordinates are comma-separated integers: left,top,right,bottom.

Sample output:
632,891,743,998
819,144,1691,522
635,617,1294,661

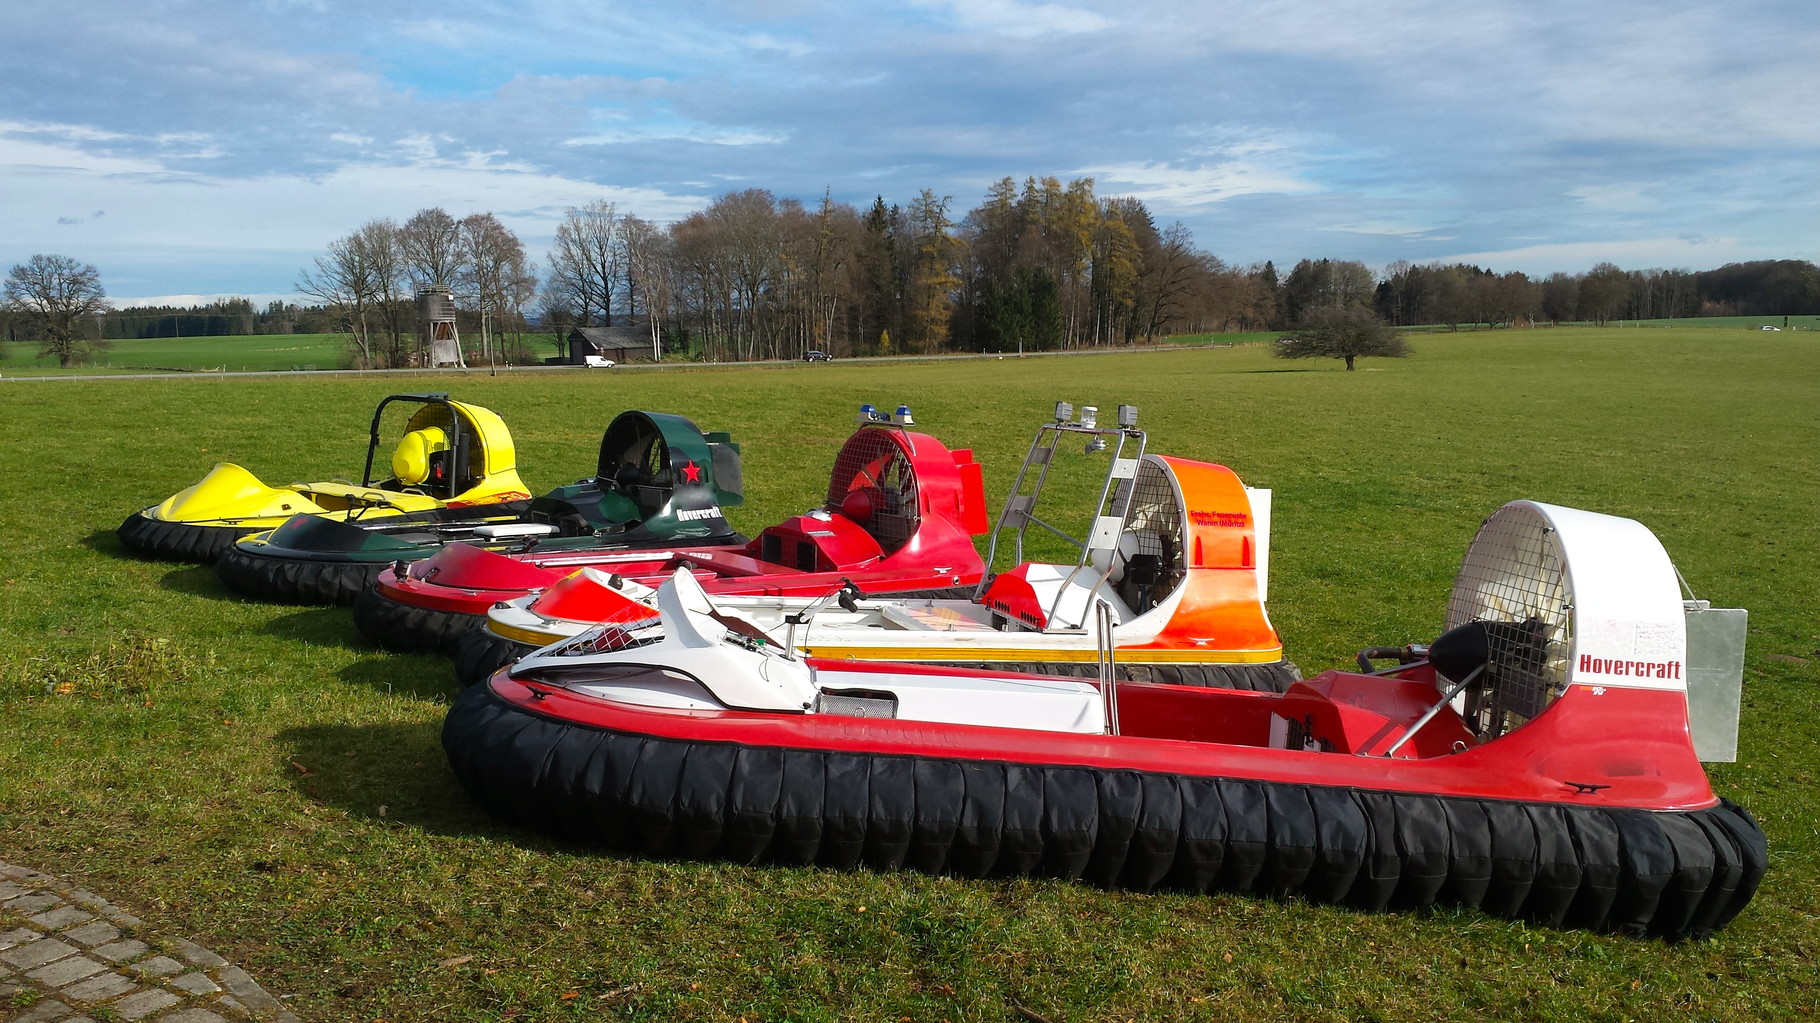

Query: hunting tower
418,286,463,367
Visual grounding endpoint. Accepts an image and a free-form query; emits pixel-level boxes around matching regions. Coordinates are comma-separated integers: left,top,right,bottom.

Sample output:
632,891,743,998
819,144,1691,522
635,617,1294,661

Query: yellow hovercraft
118,393,533,561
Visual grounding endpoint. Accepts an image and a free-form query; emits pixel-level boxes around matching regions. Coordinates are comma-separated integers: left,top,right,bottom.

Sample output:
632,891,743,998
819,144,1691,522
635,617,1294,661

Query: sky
4,0,1817,306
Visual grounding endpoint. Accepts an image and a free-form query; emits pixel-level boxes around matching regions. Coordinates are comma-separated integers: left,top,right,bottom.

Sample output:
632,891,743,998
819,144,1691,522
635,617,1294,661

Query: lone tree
4,254,108,366
1273,305,1409,371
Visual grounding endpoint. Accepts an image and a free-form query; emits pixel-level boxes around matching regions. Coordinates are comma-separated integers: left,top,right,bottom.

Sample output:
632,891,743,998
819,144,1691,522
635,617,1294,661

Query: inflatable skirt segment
354,586,480,653
216,545,383,605
443,682,1765,940
117,513,254,562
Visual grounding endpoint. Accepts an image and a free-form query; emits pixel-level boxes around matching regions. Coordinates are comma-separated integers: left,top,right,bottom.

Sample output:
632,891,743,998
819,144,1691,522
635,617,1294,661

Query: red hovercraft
443,500,1763,938
355,404,989,652
453,402,1296,692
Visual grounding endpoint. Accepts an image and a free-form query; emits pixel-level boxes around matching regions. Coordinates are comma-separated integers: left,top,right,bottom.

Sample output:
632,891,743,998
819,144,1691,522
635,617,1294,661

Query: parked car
1760,325,1781,331
583,355,616,368
804,351,832,362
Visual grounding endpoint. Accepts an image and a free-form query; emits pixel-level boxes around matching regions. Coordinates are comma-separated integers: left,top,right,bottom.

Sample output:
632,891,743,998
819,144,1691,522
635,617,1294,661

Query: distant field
1159,330,1282,346
2,327,1816,1022
0,330,1296,375
1609,314,1818,330
0,332,353,373
6,321,1805,377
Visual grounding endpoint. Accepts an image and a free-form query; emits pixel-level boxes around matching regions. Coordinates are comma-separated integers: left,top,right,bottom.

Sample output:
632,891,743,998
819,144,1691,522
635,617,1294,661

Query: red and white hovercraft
443,499,1763,938
455,402,1296,691
356,404,990,652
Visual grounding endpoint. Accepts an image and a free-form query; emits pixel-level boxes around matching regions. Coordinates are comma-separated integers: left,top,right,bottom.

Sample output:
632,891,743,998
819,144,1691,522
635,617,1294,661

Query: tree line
6,177,1818,368
1362,258,1820,329
97,298,339,339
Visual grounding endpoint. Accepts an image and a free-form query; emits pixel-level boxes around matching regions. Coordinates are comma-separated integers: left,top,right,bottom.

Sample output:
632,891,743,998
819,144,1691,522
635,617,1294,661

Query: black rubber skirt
216,546,386,605
443,682,1765,940
116,513,254,563
455,625,543,686
354,587,481,653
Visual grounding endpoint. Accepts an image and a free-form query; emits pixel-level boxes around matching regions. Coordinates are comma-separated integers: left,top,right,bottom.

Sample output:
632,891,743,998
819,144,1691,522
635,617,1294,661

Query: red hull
486,661,1718,813
369,422,989,620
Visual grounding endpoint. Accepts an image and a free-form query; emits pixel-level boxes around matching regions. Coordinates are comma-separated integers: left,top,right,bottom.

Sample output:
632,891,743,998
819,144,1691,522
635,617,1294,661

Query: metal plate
1686,606,1746,762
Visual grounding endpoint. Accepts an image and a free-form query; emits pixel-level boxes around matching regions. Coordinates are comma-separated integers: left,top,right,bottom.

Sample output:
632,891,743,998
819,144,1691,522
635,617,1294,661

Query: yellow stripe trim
800,645,1284,664
485,625,1284,665
490,622,568,647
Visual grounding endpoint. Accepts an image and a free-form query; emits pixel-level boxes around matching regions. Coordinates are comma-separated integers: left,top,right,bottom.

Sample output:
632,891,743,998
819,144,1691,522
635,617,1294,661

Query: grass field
1610,315,1819,330
1,328,1816,1021
0,332,355,373
0,331,1264,375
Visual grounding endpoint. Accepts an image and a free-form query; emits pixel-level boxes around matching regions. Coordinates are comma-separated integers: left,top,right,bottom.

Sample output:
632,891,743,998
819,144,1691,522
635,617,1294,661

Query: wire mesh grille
547,618,665,658
1446,505,1574,739
1115,459,1186,613
404,404,455,435
827,429,920,554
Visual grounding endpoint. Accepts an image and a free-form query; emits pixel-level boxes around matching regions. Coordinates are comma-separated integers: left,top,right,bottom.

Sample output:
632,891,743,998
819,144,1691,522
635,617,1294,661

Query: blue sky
4,0,1816,305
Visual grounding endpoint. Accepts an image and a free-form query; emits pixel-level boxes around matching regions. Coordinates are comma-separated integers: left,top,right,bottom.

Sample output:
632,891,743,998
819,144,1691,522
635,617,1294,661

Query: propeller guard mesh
1446,504,1574,739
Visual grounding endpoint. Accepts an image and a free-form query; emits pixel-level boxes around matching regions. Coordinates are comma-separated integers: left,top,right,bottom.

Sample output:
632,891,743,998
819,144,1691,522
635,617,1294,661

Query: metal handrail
975,405,1146,624
1097,599,1119,736
1381,664,1483,758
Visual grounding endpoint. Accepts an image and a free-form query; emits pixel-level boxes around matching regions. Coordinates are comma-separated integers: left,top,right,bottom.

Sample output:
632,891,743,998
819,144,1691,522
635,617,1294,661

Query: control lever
783,579,867,656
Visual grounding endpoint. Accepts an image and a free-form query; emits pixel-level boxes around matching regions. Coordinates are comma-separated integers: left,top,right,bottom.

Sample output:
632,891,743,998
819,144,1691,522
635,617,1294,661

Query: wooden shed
563,322,650,365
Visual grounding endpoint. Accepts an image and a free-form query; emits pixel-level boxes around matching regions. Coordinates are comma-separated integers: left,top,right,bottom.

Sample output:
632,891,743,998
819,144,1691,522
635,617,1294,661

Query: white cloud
1567,183,1655,213
564,126,790,148
1319,221,1438,238
1088,159,1320,206
108,293,297,308
1442,237,1745,275
0,123,712,294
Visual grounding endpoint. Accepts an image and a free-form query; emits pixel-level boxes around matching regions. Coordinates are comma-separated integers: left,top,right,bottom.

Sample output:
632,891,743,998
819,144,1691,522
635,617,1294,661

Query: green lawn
2,329,1816,1021
1156,330,1283,347
1609,315,1819,330
0,332,354,373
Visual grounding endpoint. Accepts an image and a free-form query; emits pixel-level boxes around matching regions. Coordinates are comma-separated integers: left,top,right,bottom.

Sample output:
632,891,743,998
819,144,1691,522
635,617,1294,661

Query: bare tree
503,257,540,361
537,277,580,358
547,200,621,327
670,191,784,361
717,190,784,360
620,214,672,360
398,208,464,290
458,213,529,367
668,210,728,359
357,219,413,366
799,194,862,358
3,254,108,366
296,227,385,365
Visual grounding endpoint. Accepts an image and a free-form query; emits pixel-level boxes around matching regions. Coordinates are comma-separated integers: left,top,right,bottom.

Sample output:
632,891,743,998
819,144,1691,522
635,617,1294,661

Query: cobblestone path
0,862,300,1023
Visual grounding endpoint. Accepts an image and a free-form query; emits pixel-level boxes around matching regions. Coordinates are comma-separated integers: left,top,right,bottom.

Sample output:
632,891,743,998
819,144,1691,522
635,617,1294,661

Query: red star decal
681,460,703,483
